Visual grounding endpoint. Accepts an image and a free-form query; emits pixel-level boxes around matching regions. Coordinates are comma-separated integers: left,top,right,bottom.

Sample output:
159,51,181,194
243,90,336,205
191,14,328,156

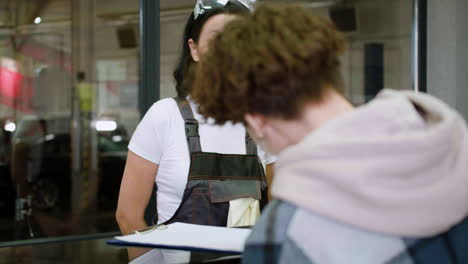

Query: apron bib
162,97,268,226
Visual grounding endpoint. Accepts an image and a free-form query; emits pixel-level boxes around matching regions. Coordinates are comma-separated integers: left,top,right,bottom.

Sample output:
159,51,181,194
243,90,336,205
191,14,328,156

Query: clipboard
107,222,251,254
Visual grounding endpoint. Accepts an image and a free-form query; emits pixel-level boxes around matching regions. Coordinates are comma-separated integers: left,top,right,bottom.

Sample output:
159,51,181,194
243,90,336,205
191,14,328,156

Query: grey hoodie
272,89,468,238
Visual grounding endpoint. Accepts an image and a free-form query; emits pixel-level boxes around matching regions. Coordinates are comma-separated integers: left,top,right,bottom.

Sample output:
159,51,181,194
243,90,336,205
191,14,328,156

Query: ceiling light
96,120,117,131
4,121,16,132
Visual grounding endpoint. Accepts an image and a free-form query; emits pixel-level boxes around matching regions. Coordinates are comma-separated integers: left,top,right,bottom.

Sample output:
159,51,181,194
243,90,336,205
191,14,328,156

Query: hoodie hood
271,89,468,238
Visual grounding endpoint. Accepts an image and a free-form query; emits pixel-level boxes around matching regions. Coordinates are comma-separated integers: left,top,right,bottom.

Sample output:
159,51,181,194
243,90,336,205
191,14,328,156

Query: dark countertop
0,237,241,264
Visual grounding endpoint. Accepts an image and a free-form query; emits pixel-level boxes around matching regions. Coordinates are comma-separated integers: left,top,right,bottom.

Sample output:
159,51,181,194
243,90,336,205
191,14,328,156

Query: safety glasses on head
193,0,256,20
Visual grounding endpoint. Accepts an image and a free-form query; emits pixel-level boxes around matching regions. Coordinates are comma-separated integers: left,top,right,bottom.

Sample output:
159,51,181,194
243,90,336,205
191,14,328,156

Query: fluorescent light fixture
96,120,117,132
4,121,16,132
45,134,56,141
34,17,42,24
112,135,123,142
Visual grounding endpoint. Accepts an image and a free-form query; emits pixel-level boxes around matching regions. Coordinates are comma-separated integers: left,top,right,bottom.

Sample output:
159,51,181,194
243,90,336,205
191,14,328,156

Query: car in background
8,114,128,213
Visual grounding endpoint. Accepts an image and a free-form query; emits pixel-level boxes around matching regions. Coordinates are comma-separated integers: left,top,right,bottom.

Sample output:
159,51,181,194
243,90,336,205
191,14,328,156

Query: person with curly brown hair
190,5,468,264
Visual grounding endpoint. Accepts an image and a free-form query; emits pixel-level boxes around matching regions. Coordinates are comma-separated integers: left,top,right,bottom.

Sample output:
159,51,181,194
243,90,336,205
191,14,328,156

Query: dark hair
190,5,346,124
173,2,248,98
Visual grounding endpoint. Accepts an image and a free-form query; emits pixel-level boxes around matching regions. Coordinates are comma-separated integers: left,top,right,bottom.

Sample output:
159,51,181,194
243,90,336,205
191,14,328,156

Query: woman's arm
116,150,159,261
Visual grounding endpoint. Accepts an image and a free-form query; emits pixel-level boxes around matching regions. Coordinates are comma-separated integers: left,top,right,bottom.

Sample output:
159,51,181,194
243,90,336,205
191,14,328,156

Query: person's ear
245,113,266,140
188,38,200,62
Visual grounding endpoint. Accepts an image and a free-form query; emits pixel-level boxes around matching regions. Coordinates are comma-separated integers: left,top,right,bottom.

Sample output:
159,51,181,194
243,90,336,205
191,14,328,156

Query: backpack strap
245,132,258,155
174,97,202,154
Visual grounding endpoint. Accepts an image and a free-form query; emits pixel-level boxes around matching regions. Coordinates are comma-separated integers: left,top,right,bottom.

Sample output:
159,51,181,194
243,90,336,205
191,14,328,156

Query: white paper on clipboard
109,222,251,254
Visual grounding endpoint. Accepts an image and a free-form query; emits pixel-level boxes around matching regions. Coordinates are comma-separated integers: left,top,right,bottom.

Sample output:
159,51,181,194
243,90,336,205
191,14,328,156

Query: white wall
456,0,468,119
427,0,468,120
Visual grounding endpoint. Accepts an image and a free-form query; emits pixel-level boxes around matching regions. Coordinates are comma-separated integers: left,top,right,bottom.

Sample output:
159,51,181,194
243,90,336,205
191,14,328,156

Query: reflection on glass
8,113,131,238
0,0,140,243
4,120,15,132
129,249,191,264
0,238,128,263
0,240,242,264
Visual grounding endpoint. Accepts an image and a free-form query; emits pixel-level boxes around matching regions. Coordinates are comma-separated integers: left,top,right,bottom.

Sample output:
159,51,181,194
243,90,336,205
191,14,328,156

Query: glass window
0,0,73,242
0,0,140,244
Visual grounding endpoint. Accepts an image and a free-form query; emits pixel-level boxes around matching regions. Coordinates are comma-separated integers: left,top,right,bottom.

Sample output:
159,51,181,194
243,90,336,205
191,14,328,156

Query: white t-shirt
129,98,276,224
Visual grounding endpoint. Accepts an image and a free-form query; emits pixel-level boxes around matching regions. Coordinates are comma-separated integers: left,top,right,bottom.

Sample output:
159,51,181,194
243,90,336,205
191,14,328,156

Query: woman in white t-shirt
116,1,275,262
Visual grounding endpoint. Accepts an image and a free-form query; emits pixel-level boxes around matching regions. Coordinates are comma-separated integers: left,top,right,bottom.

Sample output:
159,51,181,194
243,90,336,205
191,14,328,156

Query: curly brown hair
189,4,346,124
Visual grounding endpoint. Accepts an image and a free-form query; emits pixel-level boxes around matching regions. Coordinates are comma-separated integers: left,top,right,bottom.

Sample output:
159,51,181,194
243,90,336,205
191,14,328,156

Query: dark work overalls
163,97,268,227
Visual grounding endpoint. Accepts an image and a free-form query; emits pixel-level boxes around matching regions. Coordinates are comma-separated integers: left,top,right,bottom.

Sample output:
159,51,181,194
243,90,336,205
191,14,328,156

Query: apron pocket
209,180,262,203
